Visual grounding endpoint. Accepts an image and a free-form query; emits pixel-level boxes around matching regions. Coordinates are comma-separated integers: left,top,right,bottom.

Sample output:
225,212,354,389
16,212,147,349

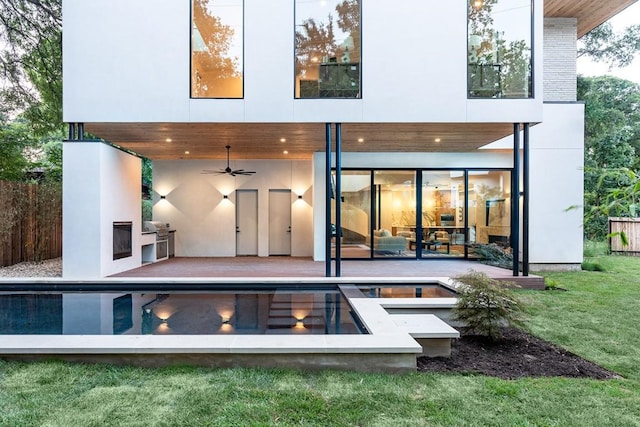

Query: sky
577,2,640,84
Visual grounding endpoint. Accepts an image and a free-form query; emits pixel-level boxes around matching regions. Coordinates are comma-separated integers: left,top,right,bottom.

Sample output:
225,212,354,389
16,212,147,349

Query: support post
335,123,342,277
512,123,520,276
522,123,530,276
325,123,332,277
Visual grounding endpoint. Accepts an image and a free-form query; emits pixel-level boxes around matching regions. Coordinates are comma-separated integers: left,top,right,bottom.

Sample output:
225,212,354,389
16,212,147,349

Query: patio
108,256,544,289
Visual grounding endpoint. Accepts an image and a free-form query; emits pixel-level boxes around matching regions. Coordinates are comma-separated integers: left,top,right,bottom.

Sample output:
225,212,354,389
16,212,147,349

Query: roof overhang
84,122,520,160
545,0,638,37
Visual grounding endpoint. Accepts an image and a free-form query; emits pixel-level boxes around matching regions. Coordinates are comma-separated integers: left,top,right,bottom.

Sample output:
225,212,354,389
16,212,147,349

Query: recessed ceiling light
280,138,286,143
283,150,289,154
434,138,442,143
166,138,172,143
357,138,364,143
184,151,190,155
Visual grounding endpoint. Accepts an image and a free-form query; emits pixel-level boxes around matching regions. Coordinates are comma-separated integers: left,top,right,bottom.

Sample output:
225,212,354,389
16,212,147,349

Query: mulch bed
417,327,621,380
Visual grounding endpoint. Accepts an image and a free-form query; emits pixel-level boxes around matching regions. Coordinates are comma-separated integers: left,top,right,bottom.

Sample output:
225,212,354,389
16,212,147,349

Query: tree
578,76,640,240
579,22,640,68
0,0,63,135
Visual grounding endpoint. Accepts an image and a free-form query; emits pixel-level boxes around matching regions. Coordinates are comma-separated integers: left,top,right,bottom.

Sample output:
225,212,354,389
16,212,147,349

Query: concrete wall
63,142,142,278
63,0,543,124
153,159,313,257
544,18,578,102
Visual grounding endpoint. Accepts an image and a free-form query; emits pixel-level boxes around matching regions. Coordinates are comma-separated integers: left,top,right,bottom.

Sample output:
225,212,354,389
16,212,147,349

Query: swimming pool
359,283,457,298
0,289,366,335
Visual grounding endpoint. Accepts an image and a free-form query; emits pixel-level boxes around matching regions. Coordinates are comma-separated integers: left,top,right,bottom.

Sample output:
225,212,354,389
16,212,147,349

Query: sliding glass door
420,171,466,258
331,168,511,260
331,170,371,259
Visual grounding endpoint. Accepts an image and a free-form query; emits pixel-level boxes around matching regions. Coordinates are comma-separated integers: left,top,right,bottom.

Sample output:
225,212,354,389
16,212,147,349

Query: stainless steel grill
143,221,170,241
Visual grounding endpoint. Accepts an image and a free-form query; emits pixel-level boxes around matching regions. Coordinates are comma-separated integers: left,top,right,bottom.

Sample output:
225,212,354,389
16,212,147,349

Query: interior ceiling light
184,151,190,154
283,150,289,155
357,138,364,143
166,138,172,143
280,138,286,143
434,138,442,143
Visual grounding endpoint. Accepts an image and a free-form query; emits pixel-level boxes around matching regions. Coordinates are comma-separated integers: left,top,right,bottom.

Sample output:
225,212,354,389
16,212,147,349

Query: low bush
581,261,606,272
452,270,524,340
469,243,513,269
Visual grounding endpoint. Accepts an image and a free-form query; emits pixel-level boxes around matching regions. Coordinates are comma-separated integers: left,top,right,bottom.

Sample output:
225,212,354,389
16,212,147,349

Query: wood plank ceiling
85,122,519,160
545,0,637,37
83,0,637,160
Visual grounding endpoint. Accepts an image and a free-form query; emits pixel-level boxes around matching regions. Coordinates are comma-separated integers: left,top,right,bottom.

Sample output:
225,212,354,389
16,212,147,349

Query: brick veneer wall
544,18,578,102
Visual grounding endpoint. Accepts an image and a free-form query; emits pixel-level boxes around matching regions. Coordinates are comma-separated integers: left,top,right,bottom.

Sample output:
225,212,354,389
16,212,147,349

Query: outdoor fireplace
113,221,133,260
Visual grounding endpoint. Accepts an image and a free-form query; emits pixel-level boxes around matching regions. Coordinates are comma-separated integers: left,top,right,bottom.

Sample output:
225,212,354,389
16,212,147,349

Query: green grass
1,256,640,426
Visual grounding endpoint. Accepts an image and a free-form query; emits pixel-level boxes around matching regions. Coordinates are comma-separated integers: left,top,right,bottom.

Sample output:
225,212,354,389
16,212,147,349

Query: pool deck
106,256,544,289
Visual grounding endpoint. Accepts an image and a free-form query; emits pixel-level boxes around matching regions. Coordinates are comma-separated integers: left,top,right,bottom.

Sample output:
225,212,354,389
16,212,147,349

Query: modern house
61,0,637,279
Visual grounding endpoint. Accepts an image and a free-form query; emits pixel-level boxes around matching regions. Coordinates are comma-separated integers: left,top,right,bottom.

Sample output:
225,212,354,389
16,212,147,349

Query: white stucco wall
63,142,142,278
153,159,313,257
528,102,584,266
63,0,543,124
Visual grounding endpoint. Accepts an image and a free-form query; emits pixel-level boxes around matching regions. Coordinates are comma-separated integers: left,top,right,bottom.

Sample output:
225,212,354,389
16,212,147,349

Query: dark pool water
0,290,365,335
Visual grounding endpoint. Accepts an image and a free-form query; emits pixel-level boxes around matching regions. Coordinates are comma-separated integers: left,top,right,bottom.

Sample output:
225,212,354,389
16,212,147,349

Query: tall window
191,0,243,98
295,0,361,99
467,0,532,98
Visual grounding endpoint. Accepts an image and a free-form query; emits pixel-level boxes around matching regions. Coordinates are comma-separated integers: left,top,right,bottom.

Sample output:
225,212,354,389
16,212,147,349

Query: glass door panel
467,170,511,259
372,171,416,258
331,170,372,259
421,171,466,258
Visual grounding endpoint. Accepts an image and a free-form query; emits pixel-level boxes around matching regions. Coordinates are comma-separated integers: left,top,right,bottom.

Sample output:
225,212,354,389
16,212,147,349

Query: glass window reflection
295,0,361,99
467,0,532,98
191,0,243,98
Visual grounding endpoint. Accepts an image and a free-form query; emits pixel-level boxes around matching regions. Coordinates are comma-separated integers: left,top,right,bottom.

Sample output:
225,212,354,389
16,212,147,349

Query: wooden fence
0,180,62,267
609,217,640,256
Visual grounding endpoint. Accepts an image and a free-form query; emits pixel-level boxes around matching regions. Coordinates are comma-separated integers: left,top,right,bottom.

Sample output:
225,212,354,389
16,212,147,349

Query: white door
269,189,291,256
236,190,258,256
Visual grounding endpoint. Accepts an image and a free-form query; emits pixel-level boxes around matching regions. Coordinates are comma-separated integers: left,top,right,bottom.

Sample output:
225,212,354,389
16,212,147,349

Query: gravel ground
0,258,62,277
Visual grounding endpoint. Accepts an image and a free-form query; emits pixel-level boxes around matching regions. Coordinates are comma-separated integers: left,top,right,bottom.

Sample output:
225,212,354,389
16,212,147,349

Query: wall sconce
160,195,166,200
223,194,228,199
221,315,231,324
297,195,303,200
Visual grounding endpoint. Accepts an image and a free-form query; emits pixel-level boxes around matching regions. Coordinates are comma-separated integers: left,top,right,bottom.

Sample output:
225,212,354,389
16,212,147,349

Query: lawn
1,255,640,426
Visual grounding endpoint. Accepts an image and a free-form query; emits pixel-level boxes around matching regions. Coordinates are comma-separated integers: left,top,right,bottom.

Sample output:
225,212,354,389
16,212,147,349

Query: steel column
512,123,520,276
522,123,530,276
325,123,332,277
335,123,342,277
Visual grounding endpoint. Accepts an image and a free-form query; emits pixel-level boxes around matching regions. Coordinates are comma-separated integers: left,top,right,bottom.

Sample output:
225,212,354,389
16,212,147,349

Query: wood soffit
84,122,520,160
545,0,637,37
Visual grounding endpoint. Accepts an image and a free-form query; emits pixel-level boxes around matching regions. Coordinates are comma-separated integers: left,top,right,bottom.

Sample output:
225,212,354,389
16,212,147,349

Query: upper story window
295,0,361,99
468,0,532,99
191,0,243,98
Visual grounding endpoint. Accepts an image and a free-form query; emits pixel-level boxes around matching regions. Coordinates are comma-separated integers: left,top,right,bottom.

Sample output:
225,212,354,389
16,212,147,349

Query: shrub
581,261,606,272
469,243,513,269
452,271,524,340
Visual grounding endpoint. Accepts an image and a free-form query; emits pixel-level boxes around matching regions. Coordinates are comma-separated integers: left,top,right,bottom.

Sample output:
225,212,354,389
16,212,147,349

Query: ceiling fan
201,145,256,176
